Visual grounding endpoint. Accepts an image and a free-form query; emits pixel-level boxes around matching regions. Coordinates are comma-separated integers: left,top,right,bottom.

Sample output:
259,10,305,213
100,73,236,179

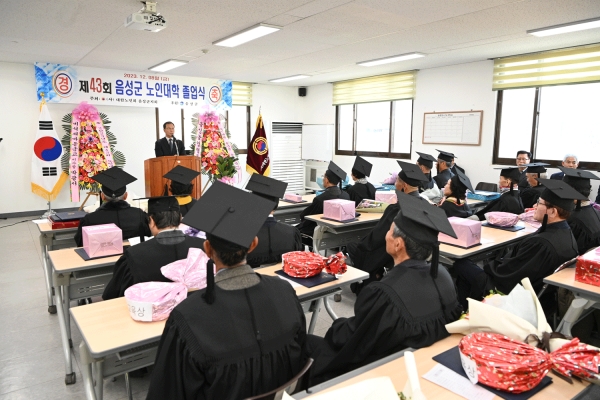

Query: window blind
332,71,416,105
232,82,252,106
493,43,600,90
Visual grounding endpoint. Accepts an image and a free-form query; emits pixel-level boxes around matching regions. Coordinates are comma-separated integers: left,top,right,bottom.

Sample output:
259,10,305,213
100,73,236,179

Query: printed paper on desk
423,364,495,400
127,299,153,322
128,236,153,246
306,377,398,400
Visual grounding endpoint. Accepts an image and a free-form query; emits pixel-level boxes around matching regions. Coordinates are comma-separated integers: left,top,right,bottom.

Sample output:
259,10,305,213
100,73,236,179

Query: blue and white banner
34,62,232,110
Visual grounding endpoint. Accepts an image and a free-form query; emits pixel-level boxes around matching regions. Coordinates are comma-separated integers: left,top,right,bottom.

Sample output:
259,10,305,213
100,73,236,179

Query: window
335,99,413,158
493,82,600,168
225,105,250,155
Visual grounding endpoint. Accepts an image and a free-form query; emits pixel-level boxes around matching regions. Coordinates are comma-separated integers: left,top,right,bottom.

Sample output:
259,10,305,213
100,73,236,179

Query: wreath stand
78,192,100,211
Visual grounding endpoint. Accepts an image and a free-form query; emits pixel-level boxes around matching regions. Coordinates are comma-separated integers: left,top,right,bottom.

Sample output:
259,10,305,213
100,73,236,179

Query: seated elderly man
433,149,455,189
74,167,150,247
163,165,200,216
308,192,462,384
551,153,578,180
519,163,549,209
345,156,376,205
416,152,438,191
147,182,308,399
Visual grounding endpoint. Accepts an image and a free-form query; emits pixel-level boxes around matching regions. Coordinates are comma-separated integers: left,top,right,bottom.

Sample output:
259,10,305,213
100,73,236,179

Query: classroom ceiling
1,0,599,86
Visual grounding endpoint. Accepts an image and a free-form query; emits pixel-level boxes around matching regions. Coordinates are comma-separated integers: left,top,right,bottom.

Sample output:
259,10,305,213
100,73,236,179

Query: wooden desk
50,247,123,385
36,222,78,314
297,334,588,399
304,213,383,229
439,222,537,260
274,194,316,225
71,264,368,400
304,213,383,252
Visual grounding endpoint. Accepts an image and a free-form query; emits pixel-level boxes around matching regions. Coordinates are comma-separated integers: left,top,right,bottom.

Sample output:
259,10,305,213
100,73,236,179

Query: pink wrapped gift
439,217,481,248
82,223,123,258
382,172,398,184
323,199,356,222
375,191,397,204
519,210,541,229
124,281,187,322
284,193,303,202
485,212,519,227
161,248,212,290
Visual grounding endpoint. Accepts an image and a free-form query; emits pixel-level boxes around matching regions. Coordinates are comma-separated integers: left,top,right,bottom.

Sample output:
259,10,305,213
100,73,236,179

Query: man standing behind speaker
155,121,185,157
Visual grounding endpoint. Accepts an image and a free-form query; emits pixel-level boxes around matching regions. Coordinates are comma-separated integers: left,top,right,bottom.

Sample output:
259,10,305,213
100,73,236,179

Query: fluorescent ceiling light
528,17,600,37
149,59,188,72
269,75,310,83
213,24,281,47
358,52,425,67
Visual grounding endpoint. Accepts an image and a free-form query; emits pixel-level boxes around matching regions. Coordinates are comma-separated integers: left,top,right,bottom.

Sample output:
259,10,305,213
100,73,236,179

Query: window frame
334,100,413,159
492,85,600,170
225,105,251,155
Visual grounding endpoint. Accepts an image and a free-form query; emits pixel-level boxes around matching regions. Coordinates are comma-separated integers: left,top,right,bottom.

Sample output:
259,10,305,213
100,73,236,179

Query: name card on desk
127,300,153,322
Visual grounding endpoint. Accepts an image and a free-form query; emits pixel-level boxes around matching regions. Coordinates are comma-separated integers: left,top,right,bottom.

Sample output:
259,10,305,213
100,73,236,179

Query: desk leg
323,297,339,321
54,281,75,384
40,233,56,314
307,298,323,334
80,342,98,400
94,358,105,400
556,298,595,337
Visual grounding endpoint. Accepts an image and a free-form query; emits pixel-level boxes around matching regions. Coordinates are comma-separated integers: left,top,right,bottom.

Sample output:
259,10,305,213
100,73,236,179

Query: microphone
175,137,179,156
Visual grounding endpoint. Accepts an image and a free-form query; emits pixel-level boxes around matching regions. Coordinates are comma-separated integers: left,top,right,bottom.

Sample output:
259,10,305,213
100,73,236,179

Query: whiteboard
302,124,334,162
422,111,483,145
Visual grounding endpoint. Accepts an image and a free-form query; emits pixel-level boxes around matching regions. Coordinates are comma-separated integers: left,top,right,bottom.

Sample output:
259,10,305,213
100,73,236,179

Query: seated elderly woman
520,163,549,209
439,168,474,218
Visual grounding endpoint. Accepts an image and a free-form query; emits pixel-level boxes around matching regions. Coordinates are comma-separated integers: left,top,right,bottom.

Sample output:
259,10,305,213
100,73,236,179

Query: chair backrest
475,182,498,192
244,358,314,400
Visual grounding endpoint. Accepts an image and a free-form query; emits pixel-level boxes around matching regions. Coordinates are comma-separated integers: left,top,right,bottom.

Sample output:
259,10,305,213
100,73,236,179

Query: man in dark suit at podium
155,121,185,157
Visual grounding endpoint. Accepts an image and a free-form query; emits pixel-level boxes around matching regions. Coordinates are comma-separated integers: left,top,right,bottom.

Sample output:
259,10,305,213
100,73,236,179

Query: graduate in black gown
433,149,455,189
102,196,205,300
474,167,524,220
416,152,437,191
345,156,376,206
519,163,548,209
516,150,532,190
163,165,200,217
297,161,350,246
147,182,308,400
560,167,600,255
455,179,583,309
439,167,474,218
245,174,303,267
347,161,429,293
74,167,151,247
308,192,462,384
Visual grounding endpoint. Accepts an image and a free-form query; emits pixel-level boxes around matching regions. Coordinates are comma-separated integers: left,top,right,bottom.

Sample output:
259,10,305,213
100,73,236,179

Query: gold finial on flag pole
39,92,46,112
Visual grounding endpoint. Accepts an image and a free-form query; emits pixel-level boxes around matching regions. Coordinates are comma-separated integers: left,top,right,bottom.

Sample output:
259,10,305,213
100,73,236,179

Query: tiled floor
0,217,357,399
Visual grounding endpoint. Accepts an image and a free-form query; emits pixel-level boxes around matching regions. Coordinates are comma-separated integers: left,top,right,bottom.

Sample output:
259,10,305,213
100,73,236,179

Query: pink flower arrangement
72,102,99,122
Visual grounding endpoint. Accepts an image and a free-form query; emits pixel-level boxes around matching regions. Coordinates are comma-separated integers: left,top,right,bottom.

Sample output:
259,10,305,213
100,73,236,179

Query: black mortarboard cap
436,149,455,163
397,161,428,187
454,168,475,194
163,165,200,185
537,178,586,211
91,167,136,198
416,152,436,169
393,192,456,279
558,167,600,181
352,156,373,177
523,162,549,175
245,173,288,200
495,167,522,183
327,161,347,181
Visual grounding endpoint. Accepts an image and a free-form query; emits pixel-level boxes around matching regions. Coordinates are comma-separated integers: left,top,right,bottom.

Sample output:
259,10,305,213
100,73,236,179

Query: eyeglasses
536,199,553,209
516,157,530,161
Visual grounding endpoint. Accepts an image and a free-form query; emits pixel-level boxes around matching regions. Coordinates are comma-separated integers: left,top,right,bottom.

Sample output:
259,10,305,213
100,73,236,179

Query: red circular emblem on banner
208,85,222,104
252,137,268,155
52,71,74,98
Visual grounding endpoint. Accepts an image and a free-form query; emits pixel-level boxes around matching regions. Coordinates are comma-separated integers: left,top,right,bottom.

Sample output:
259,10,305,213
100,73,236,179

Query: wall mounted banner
34,62,232,110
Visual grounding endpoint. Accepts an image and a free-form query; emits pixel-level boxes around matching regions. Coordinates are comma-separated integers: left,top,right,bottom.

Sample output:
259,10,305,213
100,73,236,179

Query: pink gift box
438,217,481,248
323,199,355,222
375,191,397,204
284,193,303,202
82,223,123,258
125,282,187,322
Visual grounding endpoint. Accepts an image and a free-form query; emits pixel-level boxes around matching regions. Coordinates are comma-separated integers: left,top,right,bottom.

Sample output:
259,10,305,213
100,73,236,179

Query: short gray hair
437,160,448,168
564,154,578,163
392,224,432,261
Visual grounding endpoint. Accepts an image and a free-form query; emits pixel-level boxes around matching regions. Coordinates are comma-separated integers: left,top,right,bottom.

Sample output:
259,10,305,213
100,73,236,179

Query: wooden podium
144,156,202,198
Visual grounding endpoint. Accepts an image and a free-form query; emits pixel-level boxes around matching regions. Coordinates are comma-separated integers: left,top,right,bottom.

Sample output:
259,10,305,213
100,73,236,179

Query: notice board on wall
422,111,483,145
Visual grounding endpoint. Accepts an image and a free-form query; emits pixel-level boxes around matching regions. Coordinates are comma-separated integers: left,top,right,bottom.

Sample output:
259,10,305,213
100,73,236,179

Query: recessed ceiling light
149,59,188,72
528,17,600,37
213,24,281,47
269,75,310,83
357,52,426,67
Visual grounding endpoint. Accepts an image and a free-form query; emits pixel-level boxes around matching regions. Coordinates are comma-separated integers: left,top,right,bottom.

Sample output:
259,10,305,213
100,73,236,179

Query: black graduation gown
485,220,578,294
520,185,545,209
419,173,435,192
296,186,350,236
518,170,530,190
178,197,197,217
146,275,307,400
568,205,600,255
102,231,205,300
345,182,376,206
440,199,472,218
247,216,303,268
475,190,524,221
308,259,462,384
433,169,454,190
74,201,151,247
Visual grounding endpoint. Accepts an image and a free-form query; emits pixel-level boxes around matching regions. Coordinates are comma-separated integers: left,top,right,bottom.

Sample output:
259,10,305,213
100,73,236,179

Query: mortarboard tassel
539,214,548,233
430,243,439,279
203,259,215,304
576,199,582,211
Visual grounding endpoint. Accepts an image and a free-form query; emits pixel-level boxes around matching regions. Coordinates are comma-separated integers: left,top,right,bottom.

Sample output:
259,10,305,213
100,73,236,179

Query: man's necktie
169,139,173,153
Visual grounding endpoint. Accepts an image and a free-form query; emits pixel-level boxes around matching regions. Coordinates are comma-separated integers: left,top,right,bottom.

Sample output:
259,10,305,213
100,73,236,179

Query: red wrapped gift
575,249,600,287
282,252,325,278
324,252,347,275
